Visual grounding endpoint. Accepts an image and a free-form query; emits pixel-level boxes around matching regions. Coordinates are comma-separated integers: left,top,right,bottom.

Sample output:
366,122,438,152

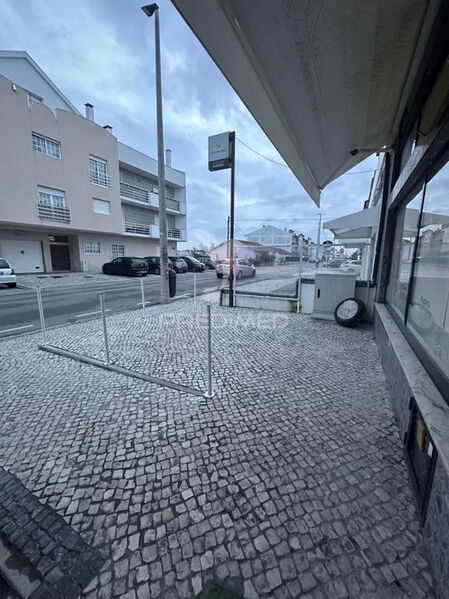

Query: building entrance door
50,244,71,271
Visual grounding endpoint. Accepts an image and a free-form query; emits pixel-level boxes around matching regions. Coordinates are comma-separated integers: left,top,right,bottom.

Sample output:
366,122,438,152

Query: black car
144,256,176,275
102,257,148,276
196,256,216,269
182,256,206,272
169,257,188,273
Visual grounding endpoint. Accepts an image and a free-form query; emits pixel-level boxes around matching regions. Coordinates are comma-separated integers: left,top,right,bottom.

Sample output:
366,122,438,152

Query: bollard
140,278,146,313
296,278,301,314
36,286,47,345
99,293,110,364
193,272,197,299
204,304,214,398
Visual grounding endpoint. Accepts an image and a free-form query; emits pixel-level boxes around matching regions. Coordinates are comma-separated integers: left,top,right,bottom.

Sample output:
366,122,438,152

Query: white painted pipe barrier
204,304,214,398
194,272,197,299
140,278,146,313
36,286,47,345
99,293,110,364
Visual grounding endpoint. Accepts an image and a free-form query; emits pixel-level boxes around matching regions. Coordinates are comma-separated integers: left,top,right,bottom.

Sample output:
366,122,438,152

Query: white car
339,260,362,275
0,257,17,288
216,259,256,279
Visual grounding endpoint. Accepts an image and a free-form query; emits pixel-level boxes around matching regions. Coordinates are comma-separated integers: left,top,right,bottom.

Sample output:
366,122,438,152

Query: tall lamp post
142,3,169,304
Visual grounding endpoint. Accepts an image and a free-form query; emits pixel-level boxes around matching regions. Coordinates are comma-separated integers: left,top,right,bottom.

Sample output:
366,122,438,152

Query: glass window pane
407,162,449,377
387,188,423,316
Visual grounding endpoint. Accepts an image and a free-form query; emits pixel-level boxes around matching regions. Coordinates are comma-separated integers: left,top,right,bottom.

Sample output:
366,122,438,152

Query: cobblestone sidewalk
0,297,435,598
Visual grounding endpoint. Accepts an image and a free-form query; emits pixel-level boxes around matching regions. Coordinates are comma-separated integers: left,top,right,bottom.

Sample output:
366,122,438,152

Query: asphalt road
0,265,314,338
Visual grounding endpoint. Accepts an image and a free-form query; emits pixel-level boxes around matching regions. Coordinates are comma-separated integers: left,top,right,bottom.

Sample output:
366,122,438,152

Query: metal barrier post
140,278,146,312
36,286,47,345
296,278,301,314
99,293,110,364
204,304,214,398
194,272,197,299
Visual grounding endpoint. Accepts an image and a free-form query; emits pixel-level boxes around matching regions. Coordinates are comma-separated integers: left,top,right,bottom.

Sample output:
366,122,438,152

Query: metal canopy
324,205,380,237
172,0,438,205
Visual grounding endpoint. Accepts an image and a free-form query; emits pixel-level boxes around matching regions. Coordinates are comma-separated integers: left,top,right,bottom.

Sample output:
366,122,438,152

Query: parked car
182,256,206,272
196,256,216,270
216,259,256,279
143,256,175,274
102,257,148,276
0,257,17,288
169,257,188,273
339,260,362,275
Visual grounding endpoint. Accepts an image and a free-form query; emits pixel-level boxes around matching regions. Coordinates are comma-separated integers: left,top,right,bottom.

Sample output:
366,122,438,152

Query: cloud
0,0,378,249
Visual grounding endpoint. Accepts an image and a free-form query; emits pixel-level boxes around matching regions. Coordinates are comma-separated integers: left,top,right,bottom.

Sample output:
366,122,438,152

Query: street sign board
208,132,231,171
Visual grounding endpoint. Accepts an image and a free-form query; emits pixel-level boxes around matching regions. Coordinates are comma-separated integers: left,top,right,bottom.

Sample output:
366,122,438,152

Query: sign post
208,131,236,307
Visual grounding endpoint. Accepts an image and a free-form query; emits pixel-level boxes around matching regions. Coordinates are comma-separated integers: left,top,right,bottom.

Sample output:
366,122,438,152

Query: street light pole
142,3,169,304
316,212,322,263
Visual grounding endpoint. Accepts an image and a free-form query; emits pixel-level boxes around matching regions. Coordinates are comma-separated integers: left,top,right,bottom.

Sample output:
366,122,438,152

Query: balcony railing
37,202,71,223
89,171,111,187
166,198,180,211
168,227,181,239
123,221,152,236
120,182,149,203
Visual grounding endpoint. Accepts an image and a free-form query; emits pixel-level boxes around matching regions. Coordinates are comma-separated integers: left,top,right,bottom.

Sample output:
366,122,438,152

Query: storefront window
387,188,424,316
407,163,449,377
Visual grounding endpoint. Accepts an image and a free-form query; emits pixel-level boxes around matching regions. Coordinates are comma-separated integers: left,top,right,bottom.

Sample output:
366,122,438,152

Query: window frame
93,198,111,215
32,133,61,159
89,155,110,188
111,243,126,259
38,187,66,208
385,150,449,403
84,240,102,255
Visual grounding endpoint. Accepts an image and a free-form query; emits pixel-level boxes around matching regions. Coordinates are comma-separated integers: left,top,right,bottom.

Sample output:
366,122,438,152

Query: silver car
216,259,256,279
0,257,17,288
339,260,362,275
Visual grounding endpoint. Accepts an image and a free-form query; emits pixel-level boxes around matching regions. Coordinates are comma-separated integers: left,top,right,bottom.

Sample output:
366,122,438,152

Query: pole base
203,392,216,399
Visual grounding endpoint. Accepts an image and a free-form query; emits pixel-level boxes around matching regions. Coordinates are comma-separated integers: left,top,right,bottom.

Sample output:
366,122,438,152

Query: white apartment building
0,51,187,273
245,224,310,256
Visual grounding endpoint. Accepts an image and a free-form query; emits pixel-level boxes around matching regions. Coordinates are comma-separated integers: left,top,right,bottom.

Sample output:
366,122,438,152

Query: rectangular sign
208,132,231,171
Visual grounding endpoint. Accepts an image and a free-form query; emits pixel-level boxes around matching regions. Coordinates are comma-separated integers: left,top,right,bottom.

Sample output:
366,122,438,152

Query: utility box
312,271,357,320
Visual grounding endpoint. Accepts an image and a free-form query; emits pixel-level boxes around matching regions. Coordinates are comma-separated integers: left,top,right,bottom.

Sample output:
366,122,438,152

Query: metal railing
168,227,181,239
123,221,152,236
166,198,180,211
89,171,111,187
35,283,215,399
37,202,71,223
120,182,149,203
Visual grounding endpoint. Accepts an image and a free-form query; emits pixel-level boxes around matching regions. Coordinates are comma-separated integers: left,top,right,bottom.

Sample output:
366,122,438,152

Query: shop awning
172,0,438,206
324,205,380,241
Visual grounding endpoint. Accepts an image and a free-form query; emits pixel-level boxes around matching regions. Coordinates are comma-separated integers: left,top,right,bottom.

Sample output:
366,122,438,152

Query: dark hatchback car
182,256,206,272
169,257,188,273
144,256,178,275
102,257,149,276
197,256,216,270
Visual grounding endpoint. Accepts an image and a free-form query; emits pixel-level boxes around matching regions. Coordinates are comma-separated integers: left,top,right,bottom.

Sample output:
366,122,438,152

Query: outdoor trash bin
169,268,176,298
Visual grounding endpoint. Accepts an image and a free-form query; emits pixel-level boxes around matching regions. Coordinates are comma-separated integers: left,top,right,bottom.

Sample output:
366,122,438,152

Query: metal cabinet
312,271,357,319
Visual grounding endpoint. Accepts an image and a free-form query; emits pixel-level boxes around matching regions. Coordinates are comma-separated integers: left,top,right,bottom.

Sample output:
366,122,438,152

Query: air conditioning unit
312,271,357,320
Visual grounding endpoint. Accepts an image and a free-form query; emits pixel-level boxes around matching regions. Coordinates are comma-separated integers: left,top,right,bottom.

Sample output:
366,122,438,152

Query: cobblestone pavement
0,296,435,598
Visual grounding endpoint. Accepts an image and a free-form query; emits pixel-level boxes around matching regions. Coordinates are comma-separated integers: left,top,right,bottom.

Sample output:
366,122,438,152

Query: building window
89,156,110,187
27,91,43,107
32,133,61,158
112,243,125,259
387,188,424,316
84,241,101,254
93,199,110,215
407,162,449,379
38,187,66,208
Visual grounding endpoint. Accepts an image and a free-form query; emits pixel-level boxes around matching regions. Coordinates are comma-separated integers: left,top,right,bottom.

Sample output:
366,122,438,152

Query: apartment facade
0,51,187,274
245,224,310,256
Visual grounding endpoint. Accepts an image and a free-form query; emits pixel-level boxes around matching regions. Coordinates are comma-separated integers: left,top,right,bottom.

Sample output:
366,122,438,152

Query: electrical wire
236,136,379,175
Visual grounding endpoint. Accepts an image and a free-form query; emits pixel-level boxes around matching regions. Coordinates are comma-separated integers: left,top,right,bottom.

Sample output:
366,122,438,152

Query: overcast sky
1,0,377,248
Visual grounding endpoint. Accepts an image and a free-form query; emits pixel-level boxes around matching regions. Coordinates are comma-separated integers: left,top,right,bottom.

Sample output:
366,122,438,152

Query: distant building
245,224,309,256
210,240,289,264
0,51,187,274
